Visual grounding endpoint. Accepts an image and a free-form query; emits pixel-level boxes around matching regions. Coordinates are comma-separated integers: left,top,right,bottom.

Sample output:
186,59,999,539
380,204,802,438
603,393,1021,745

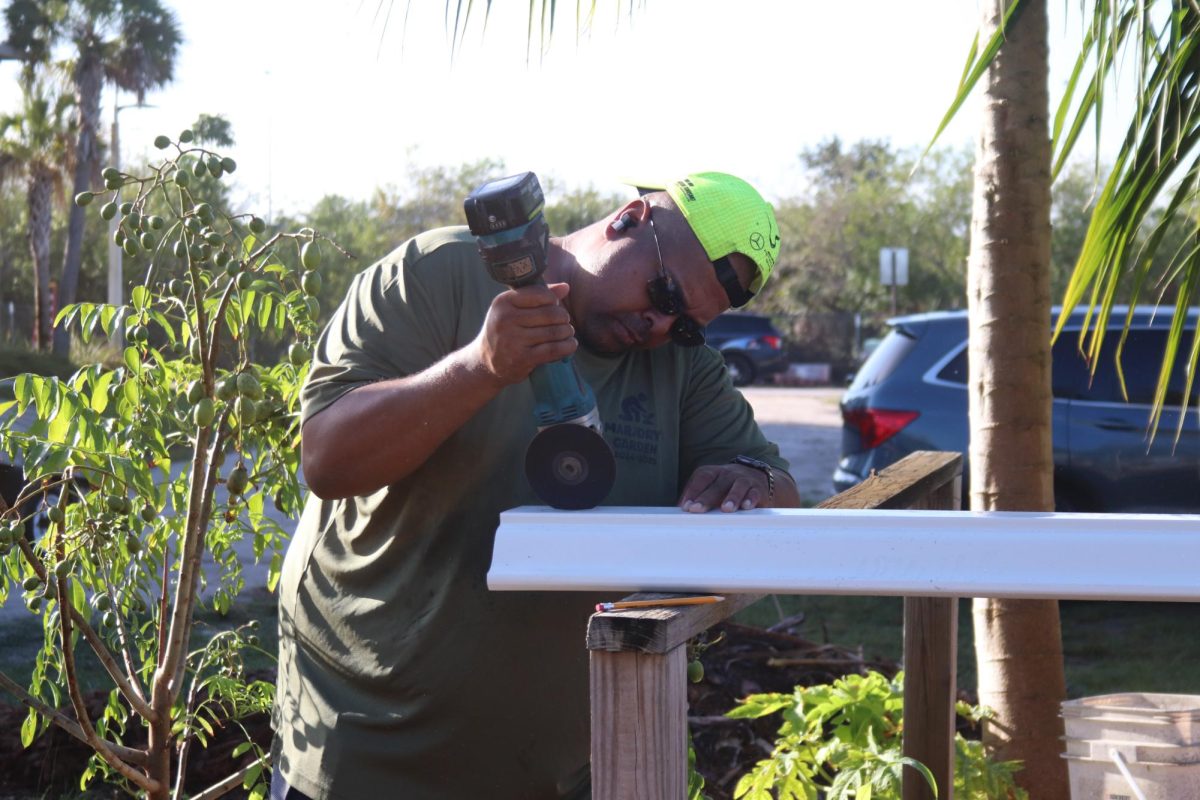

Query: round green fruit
106,494,131,514
113,229,126,246
148,214,166,230
236,271,253,290
226,465,249,496
205,231,222,246
687,660,704,683
173,240,187,259
119,201,133,215
192,159,206,178
104,176,123,190
207,156,223,178
248,216,266,234
47,506,65,525
179,129,194,143
102,167,121,182
140,232,155,249
236,372,263,400
125,533,142,554
186,378,205,404
54,560,70,578
305,296,321,322
194,398,215,427
221,156,237,173
216,377,237,401
300,241,322,270
74,191,94,207
288,343,311,366
22,574,41,591
154,134,171,149
234,396,257,426
102,610,116,628
174,168,190,188
195,202,214,223
216,251,233,270
123,239,138,257
96,593,112,611
301,270,322,296
140,505,157,522
100,202,118,221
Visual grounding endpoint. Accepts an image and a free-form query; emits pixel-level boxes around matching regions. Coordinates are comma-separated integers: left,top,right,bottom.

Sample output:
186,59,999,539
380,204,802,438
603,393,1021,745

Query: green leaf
123,347,140,373
232,741,253,758
131,285,150,311
20,708,37,748
91,371,114,414
242,234,257,257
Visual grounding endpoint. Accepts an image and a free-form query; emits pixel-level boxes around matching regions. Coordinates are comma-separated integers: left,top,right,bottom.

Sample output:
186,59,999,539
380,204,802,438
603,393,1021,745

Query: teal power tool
464,172,616,509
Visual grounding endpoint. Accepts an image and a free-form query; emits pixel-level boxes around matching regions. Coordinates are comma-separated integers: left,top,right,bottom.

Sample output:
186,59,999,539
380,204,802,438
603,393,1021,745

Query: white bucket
1062,694,1200,800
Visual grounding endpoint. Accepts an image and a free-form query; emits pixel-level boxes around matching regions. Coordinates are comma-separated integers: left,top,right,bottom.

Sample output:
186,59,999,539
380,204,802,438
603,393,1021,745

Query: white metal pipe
488,507,1200,601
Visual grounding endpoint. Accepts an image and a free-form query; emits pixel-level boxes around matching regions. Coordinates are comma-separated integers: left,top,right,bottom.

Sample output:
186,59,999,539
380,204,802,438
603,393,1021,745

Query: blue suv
834,307,1200,512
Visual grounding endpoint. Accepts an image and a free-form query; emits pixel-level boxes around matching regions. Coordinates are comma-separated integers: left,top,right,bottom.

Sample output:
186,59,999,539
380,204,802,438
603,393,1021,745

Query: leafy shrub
727,670,1027,800
0,129,331,799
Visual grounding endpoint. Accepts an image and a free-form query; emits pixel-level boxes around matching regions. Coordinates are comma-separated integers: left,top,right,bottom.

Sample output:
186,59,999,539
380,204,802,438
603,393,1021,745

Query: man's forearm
301,344,504,499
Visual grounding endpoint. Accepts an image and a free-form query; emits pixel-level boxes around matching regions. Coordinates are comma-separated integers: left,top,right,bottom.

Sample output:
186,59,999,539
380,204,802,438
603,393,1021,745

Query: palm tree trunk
53,49,103,357
27,168,54,350
967,0,1068,797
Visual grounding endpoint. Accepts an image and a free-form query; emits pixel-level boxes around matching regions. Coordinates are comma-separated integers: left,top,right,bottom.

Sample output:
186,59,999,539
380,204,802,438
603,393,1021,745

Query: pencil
595,595,725,612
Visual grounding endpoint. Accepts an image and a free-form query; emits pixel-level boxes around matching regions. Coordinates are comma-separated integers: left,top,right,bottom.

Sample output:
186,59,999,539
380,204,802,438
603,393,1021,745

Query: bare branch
0,670,148,766
58,577,160,793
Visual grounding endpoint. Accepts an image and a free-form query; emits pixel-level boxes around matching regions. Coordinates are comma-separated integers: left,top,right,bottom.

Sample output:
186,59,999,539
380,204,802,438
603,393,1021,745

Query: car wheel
724,353,756,387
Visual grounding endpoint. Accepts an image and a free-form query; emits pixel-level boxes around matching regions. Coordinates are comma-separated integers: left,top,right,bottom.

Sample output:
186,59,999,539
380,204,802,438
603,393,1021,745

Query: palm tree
962,4,1069,794
0,77,74,349
4,0,181,356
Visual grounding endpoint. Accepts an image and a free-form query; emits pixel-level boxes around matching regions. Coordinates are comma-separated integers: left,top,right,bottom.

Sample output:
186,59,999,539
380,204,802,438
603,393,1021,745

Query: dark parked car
705,312,788,387
834,306,1200,512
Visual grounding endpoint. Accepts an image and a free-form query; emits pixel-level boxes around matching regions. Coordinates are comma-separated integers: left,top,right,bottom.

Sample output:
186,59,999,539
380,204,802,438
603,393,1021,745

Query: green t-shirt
273,227,789,799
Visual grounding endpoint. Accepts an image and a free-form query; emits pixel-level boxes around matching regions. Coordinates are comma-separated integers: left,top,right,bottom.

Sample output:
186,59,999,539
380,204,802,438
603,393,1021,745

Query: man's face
569,206,738,356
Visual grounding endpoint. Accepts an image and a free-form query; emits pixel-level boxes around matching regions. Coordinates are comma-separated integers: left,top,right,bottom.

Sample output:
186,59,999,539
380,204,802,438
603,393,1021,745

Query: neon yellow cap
627,172,780,301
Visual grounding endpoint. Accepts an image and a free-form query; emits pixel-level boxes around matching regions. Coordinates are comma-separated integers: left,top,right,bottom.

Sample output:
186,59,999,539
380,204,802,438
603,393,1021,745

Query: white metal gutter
488,507,1200,601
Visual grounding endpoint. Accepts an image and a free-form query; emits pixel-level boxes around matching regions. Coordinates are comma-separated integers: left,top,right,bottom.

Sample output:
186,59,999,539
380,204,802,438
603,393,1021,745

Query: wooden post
587,594,761,800
589,648,686,799
899,473,962,800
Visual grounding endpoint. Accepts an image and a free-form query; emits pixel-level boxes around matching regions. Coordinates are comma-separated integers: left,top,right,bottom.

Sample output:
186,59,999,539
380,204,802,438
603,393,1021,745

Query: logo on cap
749,232,765,251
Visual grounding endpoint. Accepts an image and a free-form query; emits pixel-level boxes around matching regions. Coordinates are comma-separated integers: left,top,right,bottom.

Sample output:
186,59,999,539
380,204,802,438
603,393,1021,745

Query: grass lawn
737,595,1200,698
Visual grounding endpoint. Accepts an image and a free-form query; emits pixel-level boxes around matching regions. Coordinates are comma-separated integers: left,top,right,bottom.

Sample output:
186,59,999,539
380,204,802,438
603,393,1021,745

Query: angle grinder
464,171,616,510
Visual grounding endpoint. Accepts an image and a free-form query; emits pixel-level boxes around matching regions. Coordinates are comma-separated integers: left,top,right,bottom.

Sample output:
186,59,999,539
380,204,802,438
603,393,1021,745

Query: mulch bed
687,619,900,800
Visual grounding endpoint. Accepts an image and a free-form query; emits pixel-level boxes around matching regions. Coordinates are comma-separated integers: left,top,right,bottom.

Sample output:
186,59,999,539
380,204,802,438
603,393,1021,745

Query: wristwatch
730,455,774,503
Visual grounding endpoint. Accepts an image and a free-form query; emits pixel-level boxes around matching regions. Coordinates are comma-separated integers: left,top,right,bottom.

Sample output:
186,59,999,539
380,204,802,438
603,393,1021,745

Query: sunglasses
645,208,706,347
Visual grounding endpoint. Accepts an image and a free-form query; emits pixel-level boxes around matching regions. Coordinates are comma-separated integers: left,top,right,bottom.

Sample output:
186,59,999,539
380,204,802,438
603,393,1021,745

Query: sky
0,0,1127,220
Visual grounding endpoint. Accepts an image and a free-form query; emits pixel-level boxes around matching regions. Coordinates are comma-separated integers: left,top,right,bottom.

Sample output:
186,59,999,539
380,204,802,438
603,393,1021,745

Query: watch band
730,455,774,503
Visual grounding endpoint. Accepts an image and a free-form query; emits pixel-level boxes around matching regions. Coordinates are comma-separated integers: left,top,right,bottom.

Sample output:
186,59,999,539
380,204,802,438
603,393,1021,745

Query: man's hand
471,282,576,387
679,463,774,513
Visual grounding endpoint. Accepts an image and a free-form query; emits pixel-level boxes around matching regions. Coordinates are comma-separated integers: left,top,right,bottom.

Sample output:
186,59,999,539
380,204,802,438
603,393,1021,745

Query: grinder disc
525,423,616,510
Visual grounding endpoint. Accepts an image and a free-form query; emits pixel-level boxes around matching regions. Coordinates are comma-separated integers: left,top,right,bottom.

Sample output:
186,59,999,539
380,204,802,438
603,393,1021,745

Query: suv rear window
849,327,917,391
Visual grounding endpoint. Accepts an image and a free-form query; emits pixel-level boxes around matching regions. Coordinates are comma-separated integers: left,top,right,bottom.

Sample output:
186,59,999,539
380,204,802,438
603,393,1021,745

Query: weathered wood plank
902,473,961,800
818,451,962,511
587,593,762,654
590,647,687,800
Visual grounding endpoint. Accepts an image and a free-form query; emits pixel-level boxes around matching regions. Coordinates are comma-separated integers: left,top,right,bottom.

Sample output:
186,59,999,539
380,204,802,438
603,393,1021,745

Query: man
271,172,799,799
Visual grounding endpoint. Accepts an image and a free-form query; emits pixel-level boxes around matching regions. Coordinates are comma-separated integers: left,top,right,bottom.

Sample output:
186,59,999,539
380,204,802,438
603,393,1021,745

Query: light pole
108,92,154,333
